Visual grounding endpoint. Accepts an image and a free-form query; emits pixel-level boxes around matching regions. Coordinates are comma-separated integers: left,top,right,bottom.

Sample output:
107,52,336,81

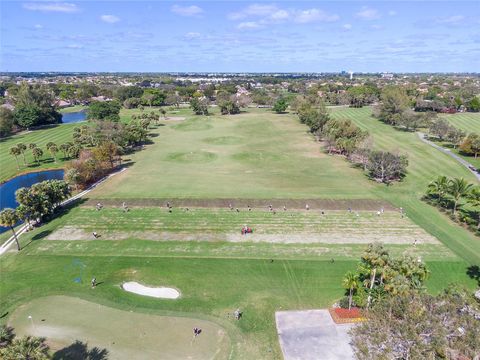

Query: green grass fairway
441,112,480,134
9,296,231,360
90,109,378,199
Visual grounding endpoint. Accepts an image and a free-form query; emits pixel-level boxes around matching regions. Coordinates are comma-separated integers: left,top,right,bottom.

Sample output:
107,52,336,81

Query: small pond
61,111,87,124
0,169,64,233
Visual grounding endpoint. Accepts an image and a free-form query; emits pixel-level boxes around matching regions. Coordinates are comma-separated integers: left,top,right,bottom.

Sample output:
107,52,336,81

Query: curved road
417,132,480,182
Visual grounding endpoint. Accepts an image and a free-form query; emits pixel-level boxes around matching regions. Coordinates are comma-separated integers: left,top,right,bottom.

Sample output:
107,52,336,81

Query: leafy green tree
190,97,209,115
64,168,81,190
459,133,480,158
467,96,480,112
429,118,452,141
87,101,121,122
0,208,21,250
9,146,21,170
297,99,330,134
448,178,473,215
376,86,409,125
13,83,61,129
0,107,14,137
272,98,288,113
114,86,144,102
342,271,359,310
367,151,408,184
0,336,50,360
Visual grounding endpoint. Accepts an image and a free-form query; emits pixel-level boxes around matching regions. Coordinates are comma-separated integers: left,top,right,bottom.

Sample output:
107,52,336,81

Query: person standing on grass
305,204,309,211
91,277,97,288
122,202,129,212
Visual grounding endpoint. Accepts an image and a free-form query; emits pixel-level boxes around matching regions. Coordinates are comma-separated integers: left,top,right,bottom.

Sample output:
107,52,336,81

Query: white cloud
388,10,397,16
343,23,352,30
184,32,201,39
271,10,289,21
436,15,465,24
171,4,203,17
23,2,80,13
23,2,79,13
100,15,120,23
34,24,44,29
228,4,278,20
356,7,381,20
294,8,339,23
67,44,83,49
237,21,262,30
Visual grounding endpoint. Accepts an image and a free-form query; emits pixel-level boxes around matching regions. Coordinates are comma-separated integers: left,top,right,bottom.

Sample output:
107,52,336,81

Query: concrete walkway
276,310,355,360
417,132,480,182
0,167,127,255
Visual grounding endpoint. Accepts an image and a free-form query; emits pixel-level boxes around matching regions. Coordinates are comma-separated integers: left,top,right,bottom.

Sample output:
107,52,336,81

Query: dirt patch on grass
164,151,218,163
47,228,436,245
83,198,397,211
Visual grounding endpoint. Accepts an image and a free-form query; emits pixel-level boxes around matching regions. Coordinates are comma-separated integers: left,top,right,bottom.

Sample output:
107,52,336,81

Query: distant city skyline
1,1,479,73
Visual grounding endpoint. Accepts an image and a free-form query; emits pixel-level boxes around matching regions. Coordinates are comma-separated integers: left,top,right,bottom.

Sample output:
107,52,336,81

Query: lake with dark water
0,169,65,233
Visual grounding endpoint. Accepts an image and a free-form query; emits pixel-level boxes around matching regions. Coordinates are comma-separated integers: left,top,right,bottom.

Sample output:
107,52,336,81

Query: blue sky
1,1,479,72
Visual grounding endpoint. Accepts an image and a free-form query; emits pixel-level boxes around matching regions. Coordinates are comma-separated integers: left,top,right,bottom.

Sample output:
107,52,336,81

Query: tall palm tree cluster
9,141,75,170
0,180,71,251
341,243,429,310
426,175,480,231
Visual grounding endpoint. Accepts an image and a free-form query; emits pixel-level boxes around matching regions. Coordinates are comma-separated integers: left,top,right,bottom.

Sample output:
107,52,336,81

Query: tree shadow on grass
466,265,480,286
53,340,109,360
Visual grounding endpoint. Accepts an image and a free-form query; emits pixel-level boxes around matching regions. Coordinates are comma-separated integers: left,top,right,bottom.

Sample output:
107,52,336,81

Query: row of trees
0,180,71,250
294,95,408,184
8,142,66,170
425,176,480,232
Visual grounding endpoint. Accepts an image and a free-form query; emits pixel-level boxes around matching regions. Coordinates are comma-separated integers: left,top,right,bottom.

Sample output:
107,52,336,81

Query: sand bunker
122,282,180,299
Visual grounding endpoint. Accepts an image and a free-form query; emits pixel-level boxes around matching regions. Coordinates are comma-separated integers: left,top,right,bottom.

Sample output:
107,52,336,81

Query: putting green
9,296,231,360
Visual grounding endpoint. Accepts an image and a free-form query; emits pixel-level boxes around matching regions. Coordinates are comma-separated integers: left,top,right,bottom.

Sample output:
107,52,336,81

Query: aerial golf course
1,107,479,359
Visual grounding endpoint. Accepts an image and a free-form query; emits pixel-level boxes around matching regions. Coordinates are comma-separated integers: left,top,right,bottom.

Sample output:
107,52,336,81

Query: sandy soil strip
162,116,185,121
84,198,396,211
121,282,180,299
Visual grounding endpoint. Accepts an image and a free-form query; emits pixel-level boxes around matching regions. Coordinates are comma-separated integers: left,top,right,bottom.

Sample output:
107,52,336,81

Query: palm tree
160,108,167,120
342,271,359,310
0,336,50,360
0,325,15,348
47,143,59,163
32,147,43,164
0,208,21,251
59,143,71,159
467,187,480,229
16,143,27,165
427,175,449,205
9,146,21,170
448,178,473,215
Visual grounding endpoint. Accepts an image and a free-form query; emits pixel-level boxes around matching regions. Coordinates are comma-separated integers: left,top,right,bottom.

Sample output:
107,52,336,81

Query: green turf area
1,252,475,359
441,112,480,134
90,109,378,199
9,296,231,359
0,123,78,183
